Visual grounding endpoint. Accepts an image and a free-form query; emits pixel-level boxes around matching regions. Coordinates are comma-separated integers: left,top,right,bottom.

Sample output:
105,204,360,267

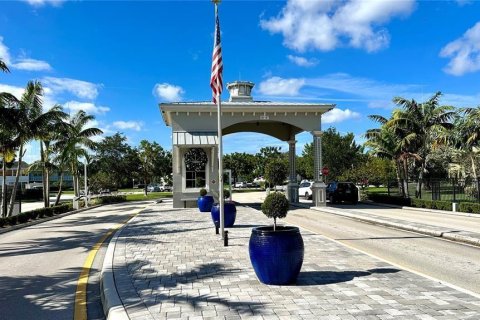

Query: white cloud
12,58,52,71
153,83,184,101
64,101,110,115
440,22,480,76
0,37,52,72
112,121,143,132
0,84,24,99
23,0,65,7
0,36,12,65
287,55,318,67
258,77,305,96
322,108,361,124
43,77,100,100
261,0,415,52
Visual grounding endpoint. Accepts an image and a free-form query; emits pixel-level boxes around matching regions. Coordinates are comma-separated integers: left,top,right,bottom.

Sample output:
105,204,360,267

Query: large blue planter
249,226,304,285
211,202,236,227
197,196,214,212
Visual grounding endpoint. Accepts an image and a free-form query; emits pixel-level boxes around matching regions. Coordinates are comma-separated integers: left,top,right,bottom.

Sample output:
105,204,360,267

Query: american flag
210,5,223,104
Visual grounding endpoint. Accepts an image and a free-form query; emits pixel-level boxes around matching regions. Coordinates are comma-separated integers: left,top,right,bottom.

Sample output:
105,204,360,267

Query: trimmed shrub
17,213,30,224
52,204,70,215
44,207,54,217
367,194,411,206
199,188,207,197
95,195,127,204
411,198,426,208
7,216,18,225
459,202,480,214
0,217,5,227
30,210,40,220
261,192,290,230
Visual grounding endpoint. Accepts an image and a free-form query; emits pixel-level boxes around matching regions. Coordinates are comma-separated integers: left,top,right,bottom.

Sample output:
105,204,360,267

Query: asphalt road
0,201,149,320
235,192,480,296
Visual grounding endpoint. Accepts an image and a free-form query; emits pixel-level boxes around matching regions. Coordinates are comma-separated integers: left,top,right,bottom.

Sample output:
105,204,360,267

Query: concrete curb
100,226,130,320
294,203,480,248
0,204,102,235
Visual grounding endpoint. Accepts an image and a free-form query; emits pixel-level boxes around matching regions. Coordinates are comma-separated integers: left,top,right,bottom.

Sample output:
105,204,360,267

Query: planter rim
251,225,300,235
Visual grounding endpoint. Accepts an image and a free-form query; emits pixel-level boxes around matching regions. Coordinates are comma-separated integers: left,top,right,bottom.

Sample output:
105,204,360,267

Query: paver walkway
112,202,480,320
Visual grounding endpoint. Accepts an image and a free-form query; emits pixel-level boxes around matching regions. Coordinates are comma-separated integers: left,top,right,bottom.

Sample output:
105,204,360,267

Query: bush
17,213,30,224
0,217,5,227
410,199,452,211
261,192,289,229
30,210,40,220
459,202,480,214
52,204,70,215
95,195,126,204
199,188,207,197
7,216,18,225
224,189,230,199
367,194,411,206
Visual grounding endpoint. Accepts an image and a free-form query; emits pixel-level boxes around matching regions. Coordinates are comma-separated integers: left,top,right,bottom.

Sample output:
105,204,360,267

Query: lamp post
84,161,88,208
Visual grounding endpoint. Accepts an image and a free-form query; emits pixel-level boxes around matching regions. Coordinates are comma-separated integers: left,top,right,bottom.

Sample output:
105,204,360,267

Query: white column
311,130,326,206
287,139,299,203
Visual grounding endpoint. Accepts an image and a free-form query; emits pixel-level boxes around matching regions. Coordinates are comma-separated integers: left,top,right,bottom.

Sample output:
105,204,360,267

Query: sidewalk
102,201,480,320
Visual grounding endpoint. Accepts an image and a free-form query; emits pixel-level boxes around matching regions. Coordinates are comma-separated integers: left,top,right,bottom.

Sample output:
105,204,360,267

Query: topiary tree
261,192,289,231
264,159,288,188
199,188,207,196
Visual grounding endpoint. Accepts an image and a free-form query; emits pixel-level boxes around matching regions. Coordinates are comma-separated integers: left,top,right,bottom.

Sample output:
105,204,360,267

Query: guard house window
184,148,208,188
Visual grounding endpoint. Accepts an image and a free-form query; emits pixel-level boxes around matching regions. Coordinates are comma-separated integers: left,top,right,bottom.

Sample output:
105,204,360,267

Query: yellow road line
73,210,142,320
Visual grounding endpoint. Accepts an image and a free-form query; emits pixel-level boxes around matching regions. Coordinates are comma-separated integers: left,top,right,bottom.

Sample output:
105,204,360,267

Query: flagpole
217,92,224,239
212,0,224,239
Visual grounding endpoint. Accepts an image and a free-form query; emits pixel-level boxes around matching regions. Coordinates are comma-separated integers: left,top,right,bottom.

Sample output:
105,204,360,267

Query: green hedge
93,195,126,204
459,202,480,214
367,194,411,206
410,198,452,211
0,203,74,228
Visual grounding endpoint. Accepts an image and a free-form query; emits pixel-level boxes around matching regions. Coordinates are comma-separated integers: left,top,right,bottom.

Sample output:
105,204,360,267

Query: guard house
160,81,334,208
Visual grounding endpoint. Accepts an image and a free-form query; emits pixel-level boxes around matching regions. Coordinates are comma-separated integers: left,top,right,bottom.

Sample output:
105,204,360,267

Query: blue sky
1,0,480,163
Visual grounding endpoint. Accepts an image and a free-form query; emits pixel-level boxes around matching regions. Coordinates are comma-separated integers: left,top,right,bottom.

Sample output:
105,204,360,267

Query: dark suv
326,182,358,204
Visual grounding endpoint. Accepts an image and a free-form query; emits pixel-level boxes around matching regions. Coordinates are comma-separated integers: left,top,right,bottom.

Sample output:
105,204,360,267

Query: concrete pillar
287,139,299,203
311,130,326,207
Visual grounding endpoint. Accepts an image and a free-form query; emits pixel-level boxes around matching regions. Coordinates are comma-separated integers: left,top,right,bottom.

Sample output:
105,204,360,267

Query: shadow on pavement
0,268,82,320
297,268,400,286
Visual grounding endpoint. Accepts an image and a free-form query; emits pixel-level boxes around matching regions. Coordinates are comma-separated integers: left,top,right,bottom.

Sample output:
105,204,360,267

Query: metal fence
384,179,480,203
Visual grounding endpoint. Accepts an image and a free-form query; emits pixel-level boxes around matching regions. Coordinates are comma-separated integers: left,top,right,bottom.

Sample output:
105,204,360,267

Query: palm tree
54,110,102,198
0,93,21,217
451,107,480,179
0,58,8,73
7,82,67,213
387,92,455,197
365,115,418,197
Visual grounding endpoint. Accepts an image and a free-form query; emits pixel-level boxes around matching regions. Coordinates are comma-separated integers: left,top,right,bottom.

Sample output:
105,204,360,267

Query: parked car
326,182,358,204
234,182,247,188
162,185,172,192
147,185,161,192
299,181,313,199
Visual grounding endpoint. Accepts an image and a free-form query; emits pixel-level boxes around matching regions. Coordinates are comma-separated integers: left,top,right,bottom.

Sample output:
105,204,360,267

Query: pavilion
160,81,334,208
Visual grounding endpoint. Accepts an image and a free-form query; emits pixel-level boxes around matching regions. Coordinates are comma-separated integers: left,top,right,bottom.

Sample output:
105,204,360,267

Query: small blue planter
211,202,236,227
249,226,304,285
197,195,214,212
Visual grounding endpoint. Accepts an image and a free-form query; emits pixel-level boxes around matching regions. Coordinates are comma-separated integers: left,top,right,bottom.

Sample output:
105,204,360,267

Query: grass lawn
125,192,172,201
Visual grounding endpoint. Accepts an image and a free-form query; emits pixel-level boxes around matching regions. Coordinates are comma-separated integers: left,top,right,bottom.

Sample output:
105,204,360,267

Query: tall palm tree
54,110,102,198
387,92,455,197
8,82,67,212
365,115,418,197
0,93,21,217
450,107,480,179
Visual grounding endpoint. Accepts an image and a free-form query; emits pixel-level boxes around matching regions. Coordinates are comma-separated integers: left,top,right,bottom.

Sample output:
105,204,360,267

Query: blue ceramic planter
249,226,304,285
197,195,214,212
211,202,236,227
